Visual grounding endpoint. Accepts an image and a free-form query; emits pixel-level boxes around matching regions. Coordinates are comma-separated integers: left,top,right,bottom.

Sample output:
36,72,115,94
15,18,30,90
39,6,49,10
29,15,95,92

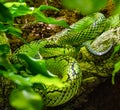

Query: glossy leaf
112,61,120,84
4,2,26,8
6,72,32,86
0,23,8,32
17,54,65,87
6,26,22,37
111,44,120,58
0,2,13,22
4,2,31,17
17,54,56,77
33,11,69,28
0,44,10,55
4,2,68,28
38,5,59,11
112,0,120,14
10,88,43,110
62,0,108,15
30,74,65,88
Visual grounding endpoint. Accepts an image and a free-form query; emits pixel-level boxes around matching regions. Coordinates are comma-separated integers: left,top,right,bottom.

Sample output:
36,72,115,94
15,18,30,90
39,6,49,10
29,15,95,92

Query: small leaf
0,23,8,32
30,74,65,88
4,2,32,17
62,0,108,15
10,4,31,17
113,6,120,15
112,0,120,15
4,2,26,8
10,88,43,110
112,61,120,84
17,54,56,77
0,2,13,22
7,26,22,37
3,72,32,86
111,44,120,58
17,54,65,87
0,44,10,55
44,17,69,28
33,11,69,28
38,5,59,11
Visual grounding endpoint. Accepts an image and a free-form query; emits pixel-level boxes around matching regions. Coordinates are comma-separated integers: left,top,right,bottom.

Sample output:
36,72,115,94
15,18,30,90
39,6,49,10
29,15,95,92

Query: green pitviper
10,13,120,106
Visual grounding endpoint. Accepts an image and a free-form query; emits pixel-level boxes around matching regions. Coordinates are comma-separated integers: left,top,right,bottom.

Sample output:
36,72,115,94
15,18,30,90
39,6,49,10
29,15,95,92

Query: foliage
10,88,43,110
0,0,120,110
0,1,67,110
112,61,120,84
111,44,120,84
112,0,120,14
0,43,64,110
61,0,107,15
0,0,69,38
61,0,120,15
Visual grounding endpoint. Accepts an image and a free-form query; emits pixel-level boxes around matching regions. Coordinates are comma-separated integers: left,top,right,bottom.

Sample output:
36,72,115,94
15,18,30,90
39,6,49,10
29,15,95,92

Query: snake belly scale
12,13,114,106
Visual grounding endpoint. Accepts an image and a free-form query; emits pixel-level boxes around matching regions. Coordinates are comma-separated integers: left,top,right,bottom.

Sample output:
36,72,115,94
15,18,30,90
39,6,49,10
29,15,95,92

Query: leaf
3,71,32,86
44,17,69,28
30,74,65,88
0,23,8,32
33,11,69,28
38,5,59,11
17,54,56,77
62,0,108,15
0,0,5,2
4,2,26,8
0,44,10,55
0,2,13,22
10,88,43,110
112,61,120,84
10,4,31,17
6,26,28,44
4,2,32,17
111,44,120,58
112,0,120,15
107,14,120,29
17,54,65,87
7,26,22,37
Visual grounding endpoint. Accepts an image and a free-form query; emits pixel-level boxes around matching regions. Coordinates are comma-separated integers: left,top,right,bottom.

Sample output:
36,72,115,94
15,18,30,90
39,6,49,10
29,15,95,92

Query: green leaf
33,11,69,28
112,61,120,84
3,71,32,86
30,74,65,88
0,23,8,32
17,54,56,77
38,5,59,11
111,44,120,58
0,0,5,2
10,88,43,110
17,54,65,87
44,17,69,28
0,44,10,55
7,26,22,37
62,0,108,15
4,2,26,8
112,0,120,15
106,14,120,29
0,2,13,22
4,2,32,17
9,4,31,17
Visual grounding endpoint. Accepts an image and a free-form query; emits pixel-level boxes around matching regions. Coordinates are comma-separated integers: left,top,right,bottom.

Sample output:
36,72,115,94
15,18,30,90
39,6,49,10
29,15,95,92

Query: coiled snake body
12,13,119,106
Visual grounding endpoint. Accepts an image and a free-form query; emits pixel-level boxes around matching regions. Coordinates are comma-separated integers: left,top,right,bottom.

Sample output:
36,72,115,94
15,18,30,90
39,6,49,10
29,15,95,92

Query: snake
8,13,120,106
